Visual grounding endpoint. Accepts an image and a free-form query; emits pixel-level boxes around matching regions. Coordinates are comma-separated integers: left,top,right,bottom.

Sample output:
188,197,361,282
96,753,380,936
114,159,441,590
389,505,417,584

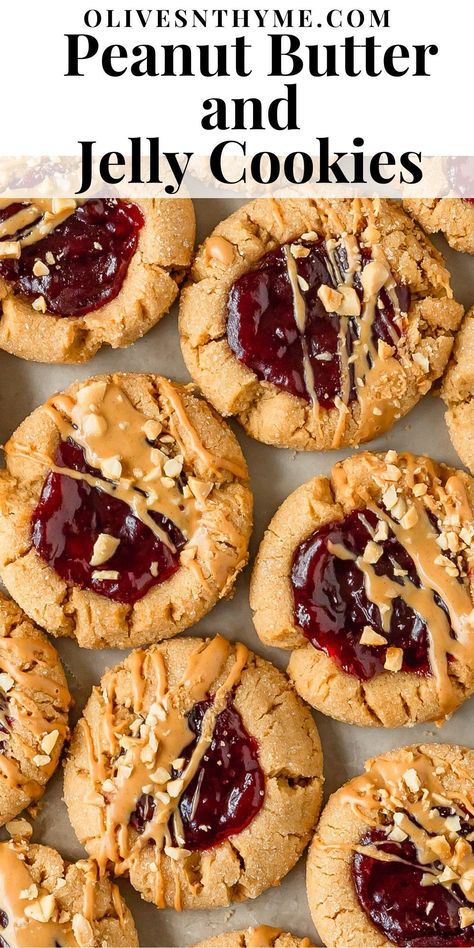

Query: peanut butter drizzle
246,926,284,947
0,840,76,946
328,497,474,717
204,235,235,266
284,245,321,428
336,749,474,901
0,199,81,260
83,636,250,908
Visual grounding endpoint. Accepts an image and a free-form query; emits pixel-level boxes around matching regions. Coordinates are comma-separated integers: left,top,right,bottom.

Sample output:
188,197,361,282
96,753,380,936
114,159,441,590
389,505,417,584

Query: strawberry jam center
31,438,185,605
354,824,474,946
291,507,452,680
0,198,144,317
130,697,265,850
227,239,409,407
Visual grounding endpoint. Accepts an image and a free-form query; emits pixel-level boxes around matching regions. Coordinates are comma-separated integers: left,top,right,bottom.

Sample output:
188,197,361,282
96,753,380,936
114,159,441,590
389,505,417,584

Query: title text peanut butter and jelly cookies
179,198,463,450
64,636,323,910
0,374,252,648
251,451,474,728
307,744,474,948
0,594,70,826
0,197,195,363
0,838,138,947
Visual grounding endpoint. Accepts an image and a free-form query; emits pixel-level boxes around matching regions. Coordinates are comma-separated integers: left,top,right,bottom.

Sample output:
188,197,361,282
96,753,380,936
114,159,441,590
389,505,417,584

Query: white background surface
1,199,474,946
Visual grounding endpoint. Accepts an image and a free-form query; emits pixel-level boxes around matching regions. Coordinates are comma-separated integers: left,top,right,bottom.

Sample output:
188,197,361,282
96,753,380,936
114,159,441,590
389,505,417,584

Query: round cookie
307,743,474,948
64,635,323,910
194,927,313,947
0,592,70,824
0,373,252,648
442,307,474,473
0,197,195,363
0,835,138,946
179,198,462,450
403,198,474,255
251,449,474,727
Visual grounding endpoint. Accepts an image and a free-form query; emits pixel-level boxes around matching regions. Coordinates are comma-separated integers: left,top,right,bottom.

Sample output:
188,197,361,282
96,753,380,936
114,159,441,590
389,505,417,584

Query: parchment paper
1,199,473,948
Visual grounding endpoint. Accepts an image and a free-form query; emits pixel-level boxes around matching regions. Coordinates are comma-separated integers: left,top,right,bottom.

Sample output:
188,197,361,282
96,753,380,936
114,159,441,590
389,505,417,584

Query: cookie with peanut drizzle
442,307,474,474
251,450,474,727
307,743,474,948
0,197,195,363
0,593,70,825
404,198,474,255
179,198,462,450
0,373,252,648
0,835,138,947
63,635,323,910
194,927,313,947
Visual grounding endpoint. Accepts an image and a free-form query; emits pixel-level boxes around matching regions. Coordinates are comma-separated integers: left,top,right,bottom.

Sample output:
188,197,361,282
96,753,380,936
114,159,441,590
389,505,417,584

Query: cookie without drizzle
404,197,474,255
194,927,313,947
251,450,474,727
0,593,70,825
179,198,462,450
0,373,252,648
64,635,323,910
307,743,474,947
442,306,474,474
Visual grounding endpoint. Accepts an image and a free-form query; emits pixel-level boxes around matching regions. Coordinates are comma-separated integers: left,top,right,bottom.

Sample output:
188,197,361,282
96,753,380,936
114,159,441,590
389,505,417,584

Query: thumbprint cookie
308,743,474,947
404,198,474,255
0,198,195,363
0,835,138,946
194,928,313,947
251,450,474,727
442,307,474,474
63,635,323,910
0,593,70,825
179,198,462,450
0,374,252,648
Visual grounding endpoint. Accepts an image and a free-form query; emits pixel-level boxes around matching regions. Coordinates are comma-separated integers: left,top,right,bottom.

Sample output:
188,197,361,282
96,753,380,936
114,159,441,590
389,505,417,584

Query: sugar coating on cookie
64,635,323,910
0,197,195,363
0,373,252,648
404,198,474,255
442,306,474,474
194,927,313,947
307,743,474,948
0,836,138,946
179,198,462,450
0,593,70,825
251,450,474,727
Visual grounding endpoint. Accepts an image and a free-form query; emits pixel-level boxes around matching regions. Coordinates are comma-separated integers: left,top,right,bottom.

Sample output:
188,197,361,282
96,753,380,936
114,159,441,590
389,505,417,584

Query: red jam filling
464,199,474,205
0,198,144,317
291,507,453,680
130,697,265,850
354,821,474,946
227,239,410,407
31,438,185,605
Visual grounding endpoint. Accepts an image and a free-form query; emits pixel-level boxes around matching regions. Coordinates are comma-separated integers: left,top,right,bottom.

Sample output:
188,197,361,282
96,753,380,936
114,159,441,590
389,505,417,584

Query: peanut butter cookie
0,197,195,363
194,927,313,947
64,635,323,910
179,198,462,450
251,450,474,727
307,743,474,947
404,198,474,254
0,373,252,648
0,834,137,946
442,307,474,474
0,593,70,825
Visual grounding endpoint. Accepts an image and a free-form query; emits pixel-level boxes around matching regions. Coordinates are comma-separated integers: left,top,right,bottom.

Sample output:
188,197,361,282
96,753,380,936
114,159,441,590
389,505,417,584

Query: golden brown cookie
307,743,474,948
403,198,474,254
0,373,252,649
0,197,195,363
64,635,323,910
251,450,474,727
179,198,462,450
194,927,313,947
0,834,138,946
0,593,70,824
442,306,474,473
